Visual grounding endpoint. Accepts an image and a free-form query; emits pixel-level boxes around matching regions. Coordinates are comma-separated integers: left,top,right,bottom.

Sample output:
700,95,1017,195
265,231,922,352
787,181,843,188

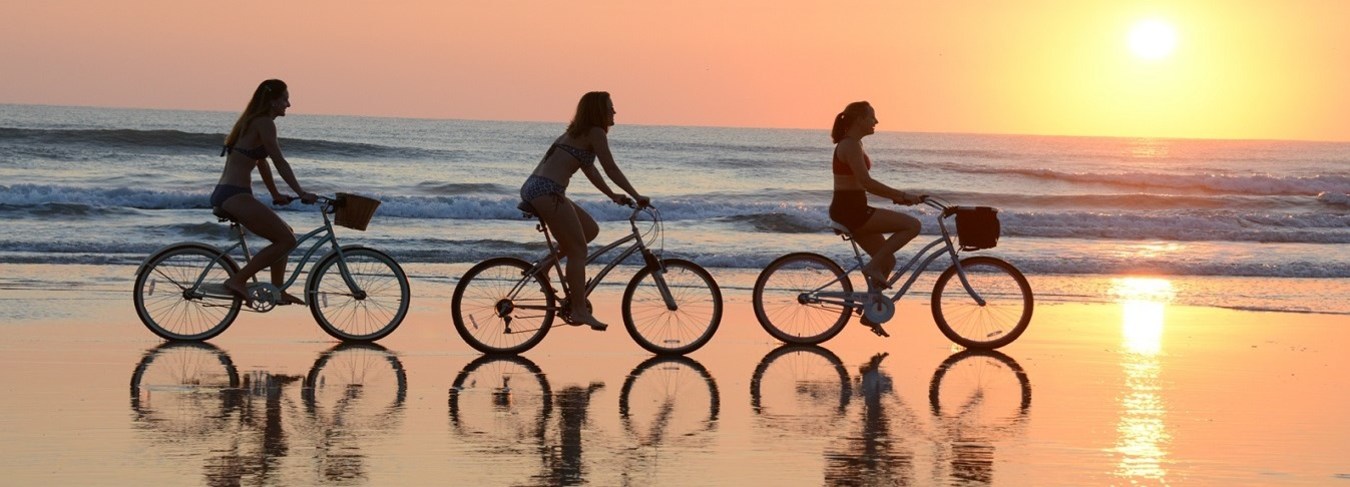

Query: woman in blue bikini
520,91,649,331
212,79,317,304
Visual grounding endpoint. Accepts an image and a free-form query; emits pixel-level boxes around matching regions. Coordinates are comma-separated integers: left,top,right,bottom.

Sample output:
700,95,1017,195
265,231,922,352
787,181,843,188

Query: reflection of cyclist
824,352,913,483
519,91,650,331
539,382,604,485
830,101,924,294
215,79,317,305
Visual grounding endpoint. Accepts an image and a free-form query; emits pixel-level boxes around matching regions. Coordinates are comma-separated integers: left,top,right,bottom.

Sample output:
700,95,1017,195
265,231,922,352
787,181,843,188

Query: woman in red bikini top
829,101,924,290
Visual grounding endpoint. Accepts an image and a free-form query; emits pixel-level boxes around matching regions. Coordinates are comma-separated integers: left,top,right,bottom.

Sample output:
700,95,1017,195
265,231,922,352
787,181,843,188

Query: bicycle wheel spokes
619,356,719,445
448,355,552,443
130,342,240,434
931,257,1033,349
622,259,722,355
134,246,241,341
310,248,410,342
752,253,853,345
749,345,851,432
451,258,554,354
304,343,407,429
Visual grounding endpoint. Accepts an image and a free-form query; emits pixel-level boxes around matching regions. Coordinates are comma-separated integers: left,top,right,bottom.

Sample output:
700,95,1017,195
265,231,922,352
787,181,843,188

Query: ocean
1,104,1347,314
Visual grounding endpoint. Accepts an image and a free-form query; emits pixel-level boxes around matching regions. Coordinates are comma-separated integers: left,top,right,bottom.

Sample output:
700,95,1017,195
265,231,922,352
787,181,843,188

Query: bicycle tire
129,342,240,433
451,257,555,354
931,256,1033,349
752,253,854,345
133,244,242,341
621,258,722,355
749,344,851,418
308,246,411,342
448,354,553,441
302,342,407,426
618,355,720,440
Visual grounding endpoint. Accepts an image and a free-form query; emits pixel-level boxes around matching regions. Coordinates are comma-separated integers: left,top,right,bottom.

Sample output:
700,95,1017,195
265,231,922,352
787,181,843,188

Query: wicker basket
334,193,381,231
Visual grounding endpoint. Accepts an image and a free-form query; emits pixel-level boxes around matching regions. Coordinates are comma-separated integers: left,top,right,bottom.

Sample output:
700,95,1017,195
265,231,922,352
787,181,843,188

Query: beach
1,264,1347,485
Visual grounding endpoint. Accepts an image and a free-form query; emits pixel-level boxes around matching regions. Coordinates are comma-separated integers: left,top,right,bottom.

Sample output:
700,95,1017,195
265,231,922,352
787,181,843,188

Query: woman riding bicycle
519,91,649,331
214,79,317,304
830,101,924,290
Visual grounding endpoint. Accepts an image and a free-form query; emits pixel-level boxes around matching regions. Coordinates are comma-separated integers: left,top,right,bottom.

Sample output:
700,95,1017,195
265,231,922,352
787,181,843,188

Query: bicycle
133,194,411,342
451,200,722,355
752,197,1033,349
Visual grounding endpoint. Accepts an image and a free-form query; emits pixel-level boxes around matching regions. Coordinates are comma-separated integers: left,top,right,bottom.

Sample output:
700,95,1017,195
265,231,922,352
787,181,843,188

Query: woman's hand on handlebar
299,192,319,204
272,194,295,205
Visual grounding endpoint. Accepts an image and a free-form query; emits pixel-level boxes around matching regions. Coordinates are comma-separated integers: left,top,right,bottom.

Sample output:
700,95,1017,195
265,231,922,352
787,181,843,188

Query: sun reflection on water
1109,277,1174,483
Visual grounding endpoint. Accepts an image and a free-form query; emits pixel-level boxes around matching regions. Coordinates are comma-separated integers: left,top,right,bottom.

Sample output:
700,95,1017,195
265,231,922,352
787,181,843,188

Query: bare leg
854,209,921,287
220,195,297,301
529,194,607,330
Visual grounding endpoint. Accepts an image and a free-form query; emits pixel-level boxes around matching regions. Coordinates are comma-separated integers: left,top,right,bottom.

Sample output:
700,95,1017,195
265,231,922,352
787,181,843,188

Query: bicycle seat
212,207,237,223
828,221,852,236
517,200,538,219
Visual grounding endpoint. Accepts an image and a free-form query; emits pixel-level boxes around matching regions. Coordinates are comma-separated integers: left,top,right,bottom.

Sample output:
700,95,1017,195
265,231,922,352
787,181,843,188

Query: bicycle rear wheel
752,253,853,345
308,247,411,342
931,256,1033,349
621,258,722,355
133,245,242,341
451,257,555,354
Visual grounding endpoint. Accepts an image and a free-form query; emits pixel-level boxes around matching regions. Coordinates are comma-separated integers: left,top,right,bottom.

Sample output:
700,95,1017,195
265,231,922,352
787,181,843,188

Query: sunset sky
2,0,1347,141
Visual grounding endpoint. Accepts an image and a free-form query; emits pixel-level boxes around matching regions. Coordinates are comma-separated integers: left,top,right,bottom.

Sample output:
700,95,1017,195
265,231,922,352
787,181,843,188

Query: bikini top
832,147,871,176
550,143,596,166
221,144,268,159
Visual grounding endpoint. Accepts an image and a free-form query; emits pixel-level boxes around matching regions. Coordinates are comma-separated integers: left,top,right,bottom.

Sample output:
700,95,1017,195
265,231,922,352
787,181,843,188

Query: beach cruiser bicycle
133,193,411,342
752,197,1033,349
451,199,722,355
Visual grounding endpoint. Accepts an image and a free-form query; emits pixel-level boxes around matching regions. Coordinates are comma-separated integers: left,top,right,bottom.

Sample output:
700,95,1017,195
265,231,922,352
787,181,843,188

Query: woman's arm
256,159,289,204
256,118,315,202
589,127,648,204
839,140,919,204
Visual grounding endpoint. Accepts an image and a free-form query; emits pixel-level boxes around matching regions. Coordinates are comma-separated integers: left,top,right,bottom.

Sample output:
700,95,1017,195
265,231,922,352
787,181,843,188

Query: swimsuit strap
552,143,596,165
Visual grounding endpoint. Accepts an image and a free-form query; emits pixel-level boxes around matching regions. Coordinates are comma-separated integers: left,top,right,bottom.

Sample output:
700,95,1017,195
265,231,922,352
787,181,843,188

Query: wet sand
1,266,1349,485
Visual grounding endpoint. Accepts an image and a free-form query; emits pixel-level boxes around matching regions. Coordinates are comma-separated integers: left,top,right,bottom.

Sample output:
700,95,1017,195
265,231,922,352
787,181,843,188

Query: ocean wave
933,163,1349,196
0,127,465,161
3,239,1345,279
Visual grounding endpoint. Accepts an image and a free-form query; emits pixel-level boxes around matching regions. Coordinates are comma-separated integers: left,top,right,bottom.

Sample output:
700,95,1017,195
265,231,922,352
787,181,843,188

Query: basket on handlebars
954,206,1000,251
334,193,381,231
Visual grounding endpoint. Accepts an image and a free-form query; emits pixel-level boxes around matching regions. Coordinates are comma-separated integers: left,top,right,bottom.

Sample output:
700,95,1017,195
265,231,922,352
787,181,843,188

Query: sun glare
1127,20,1177,60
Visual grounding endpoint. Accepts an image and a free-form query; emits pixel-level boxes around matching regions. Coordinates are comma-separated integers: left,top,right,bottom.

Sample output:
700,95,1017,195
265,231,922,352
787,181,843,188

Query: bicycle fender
134,242,237,276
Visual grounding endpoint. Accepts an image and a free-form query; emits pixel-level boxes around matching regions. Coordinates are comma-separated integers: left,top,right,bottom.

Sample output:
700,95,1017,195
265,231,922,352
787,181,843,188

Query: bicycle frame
810,200,988,309
514,204,676,310
188,198,362,300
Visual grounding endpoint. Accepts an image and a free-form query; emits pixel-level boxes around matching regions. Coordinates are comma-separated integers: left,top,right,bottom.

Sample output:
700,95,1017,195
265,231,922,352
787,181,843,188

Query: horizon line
3,101,1346,145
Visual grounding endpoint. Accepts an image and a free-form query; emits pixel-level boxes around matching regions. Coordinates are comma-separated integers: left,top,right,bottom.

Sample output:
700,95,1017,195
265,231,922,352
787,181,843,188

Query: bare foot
278,292,306,306
571,312,608,331
222,280,249,301
860,266,891,289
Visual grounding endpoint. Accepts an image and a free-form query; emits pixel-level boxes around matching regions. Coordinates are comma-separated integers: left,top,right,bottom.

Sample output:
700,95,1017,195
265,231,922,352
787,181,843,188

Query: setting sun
1128,20,1178,60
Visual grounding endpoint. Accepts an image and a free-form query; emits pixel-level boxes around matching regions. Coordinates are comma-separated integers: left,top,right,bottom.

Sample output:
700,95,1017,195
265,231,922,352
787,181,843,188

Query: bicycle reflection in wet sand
448,354,719,485
129,342,407,485
750,345,1032,484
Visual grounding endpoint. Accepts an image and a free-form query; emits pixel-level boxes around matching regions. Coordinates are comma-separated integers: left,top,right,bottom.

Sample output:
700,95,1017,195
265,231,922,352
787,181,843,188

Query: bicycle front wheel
752,253,853,345
133,245,242,341
931,256,1033,349
451,257,555,354
308,247,411,342
622,258,722,355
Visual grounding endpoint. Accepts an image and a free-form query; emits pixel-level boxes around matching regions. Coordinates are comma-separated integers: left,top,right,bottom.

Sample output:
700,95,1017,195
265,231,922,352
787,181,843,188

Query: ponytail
831,101,871,144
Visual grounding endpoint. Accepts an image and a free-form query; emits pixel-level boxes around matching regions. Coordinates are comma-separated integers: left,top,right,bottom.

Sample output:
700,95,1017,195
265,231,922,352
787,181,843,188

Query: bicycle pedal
867,325,891,337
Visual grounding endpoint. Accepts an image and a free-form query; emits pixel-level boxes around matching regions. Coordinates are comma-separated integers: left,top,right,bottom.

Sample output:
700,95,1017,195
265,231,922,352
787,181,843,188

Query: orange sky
1,1,1347,141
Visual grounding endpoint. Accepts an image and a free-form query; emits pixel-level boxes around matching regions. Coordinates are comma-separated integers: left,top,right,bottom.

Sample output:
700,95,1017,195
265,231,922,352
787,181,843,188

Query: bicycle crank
862,296,895,325
246,283,280,312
